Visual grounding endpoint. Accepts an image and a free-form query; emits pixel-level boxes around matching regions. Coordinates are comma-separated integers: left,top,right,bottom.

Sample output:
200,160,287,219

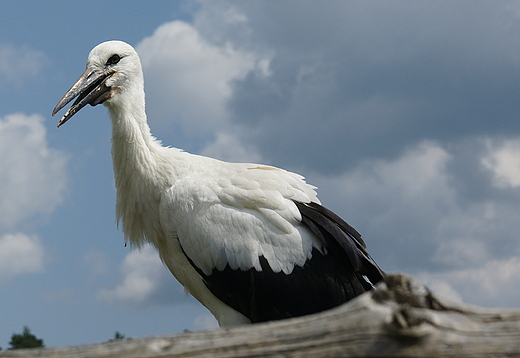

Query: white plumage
53,41,384,326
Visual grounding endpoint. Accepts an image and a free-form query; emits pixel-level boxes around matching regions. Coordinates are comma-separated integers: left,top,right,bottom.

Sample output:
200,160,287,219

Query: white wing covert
169,163,323,276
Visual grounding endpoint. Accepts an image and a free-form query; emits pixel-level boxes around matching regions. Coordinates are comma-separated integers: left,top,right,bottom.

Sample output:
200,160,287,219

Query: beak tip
57,113,71,128
52,104,63,118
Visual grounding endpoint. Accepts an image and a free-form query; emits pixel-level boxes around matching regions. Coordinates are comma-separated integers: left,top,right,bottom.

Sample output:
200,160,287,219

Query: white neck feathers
106,89,171,247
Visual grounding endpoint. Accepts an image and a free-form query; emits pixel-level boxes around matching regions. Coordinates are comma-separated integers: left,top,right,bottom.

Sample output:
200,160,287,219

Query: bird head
52,40,142,127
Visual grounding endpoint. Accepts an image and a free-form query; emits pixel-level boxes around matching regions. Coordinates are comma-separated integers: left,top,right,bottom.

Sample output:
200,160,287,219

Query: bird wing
165,161,324,276
161,157,384,322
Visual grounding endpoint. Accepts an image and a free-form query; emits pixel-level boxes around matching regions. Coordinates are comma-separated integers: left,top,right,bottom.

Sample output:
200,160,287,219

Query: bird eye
106,54,121,66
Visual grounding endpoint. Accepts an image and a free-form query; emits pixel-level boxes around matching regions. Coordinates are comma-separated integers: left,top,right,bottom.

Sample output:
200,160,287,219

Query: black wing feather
294,201,385,286
295,201,364,270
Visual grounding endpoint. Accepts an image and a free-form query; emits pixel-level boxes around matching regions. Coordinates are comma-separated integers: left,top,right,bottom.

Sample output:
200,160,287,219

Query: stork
52,41,384,326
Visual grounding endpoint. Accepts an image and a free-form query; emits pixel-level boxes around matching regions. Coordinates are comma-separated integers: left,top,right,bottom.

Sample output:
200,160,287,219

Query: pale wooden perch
2,273,519,357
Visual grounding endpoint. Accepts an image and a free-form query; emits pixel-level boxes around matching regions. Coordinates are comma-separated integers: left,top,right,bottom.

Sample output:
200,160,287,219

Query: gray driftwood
2,273,519,357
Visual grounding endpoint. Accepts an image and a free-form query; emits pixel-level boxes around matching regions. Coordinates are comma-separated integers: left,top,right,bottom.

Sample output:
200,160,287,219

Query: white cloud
0,113,69,230
482,138,520,189
97,245,179,306
200,131,263,162
0,233,44,282
313,140,455,234
137,20,271,139
0,44,48,84
432,238,489,269
346,140,453,200
418,256,520,308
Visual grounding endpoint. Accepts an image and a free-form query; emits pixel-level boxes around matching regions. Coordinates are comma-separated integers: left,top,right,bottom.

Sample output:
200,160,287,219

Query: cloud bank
0,113,68,230
0,113,69,281
97,245,184,307
0,233,44,282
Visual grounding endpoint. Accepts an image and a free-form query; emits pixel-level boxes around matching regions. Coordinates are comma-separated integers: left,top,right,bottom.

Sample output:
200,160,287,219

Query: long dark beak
52,68,113,127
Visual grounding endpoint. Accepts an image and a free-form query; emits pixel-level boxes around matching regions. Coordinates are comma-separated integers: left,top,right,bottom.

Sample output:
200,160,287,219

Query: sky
1,0,520,349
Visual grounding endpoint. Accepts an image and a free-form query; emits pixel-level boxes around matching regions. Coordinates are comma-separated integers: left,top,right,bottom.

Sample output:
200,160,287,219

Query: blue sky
2,0,520,348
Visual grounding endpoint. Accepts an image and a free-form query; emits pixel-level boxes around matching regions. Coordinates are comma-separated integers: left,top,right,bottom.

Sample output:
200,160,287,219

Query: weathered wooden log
2,273,519,357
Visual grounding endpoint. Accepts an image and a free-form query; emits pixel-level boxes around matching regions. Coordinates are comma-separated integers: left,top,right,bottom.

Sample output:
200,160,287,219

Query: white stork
52,41,384,326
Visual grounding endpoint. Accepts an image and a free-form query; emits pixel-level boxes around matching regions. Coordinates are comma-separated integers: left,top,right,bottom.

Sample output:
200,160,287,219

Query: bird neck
106,91,173,246
108,91,162,180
